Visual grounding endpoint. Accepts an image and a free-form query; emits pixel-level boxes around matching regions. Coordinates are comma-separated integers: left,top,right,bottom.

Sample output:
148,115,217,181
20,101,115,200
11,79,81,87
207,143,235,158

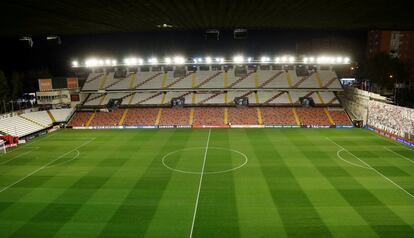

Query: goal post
0,140,6,154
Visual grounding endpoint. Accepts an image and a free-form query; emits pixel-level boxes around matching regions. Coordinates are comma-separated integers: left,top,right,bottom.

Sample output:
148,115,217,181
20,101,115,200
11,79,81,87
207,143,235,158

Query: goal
0,140,6,154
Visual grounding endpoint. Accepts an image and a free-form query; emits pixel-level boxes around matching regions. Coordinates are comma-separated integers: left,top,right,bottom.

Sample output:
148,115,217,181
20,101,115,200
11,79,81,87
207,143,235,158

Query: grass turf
0,128,414,237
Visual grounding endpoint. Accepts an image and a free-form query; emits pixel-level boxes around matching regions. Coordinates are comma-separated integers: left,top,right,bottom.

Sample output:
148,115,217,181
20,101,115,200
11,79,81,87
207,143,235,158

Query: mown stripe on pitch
246,129,333,237
192,129,240,237
98,129,194,237
8,137,123,237
297,135,414,238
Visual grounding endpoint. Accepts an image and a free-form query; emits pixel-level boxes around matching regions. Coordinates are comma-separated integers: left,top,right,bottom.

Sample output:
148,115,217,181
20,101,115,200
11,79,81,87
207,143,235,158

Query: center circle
161,147,248,174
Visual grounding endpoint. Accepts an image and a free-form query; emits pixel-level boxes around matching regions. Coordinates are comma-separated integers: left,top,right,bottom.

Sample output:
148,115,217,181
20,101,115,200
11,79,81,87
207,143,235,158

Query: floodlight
138,58,144,65
173,56,185,64
309,57,315,63
281,56,288,63
289,57,295,63
274,57,281,63
105,59,111,65
111,60,117,66
233,55,244,64
72,61,78,67
336,57,343,63
261,56,270,63
149,57,158,65
344,57,350,64
205,57,212,64
165,57,172,65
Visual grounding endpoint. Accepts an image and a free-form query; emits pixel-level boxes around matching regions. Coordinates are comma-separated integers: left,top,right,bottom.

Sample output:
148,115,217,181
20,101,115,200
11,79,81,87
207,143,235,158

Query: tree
359,53,407,90
10,72,23,100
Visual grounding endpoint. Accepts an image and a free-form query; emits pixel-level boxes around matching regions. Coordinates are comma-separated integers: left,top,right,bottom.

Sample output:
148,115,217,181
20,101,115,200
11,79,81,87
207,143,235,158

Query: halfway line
189,128,211,238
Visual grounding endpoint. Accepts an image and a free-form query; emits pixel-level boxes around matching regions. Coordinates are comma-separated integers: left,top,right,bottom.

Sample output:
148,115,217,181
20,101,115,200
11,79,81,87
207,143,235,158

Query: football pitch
0,128,414,237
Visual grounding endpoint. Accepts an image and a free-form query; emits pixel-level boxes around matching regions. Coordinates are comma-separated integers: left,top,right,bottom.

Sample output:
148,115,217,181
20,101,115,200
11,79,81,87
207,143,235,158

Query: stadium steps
192,73,197,88
224,108,228,124
291,108,301,125
165,72,193,88
18,115,48,128
316,92,325,104
291,73,314,88
324,108,335,125
47,111,56,123
85,112,96,127
118,109,129,126
189,108,195,125
135,72,163,89
198,92,223,104
256,108,263,125
129,73,137,88
255,92,260,103
98,95,107,105
263,92,285,104
315,72,323,87
257,71,284,88
254,72,260,88
286,71,293,87
155,108,163,125
191,92,196,104
224,71,229,87
226,71,254,88
99,74,109,90
138,92,163,104
195,71,222,88
322,77,339,88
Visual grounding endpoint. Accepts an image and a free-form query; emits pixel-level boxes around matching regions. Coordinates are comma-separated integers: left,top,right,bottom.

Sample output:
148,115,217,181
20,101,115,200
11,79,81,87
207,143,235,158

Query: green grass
0,128,414,237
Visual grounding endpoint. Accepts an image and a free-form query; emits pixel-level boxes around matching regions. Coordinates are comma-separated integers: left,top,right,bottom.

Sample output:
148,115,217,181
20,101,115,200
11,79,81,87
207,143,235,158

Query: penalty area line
0,138,95,194
326,137,414,199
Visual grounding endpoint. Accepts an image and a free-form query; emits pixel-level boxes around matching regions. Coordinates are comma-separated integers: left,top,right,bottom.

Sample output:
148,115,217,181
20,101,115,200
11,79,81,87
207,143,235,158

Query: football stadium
0,1,414,237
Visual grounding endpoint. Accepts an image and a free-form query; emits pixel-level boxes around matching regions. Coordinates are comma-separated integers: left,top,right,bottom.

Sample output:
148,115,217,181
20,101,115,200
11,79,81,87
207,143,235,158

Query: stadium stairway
47,111,56,123
165,72,193,88
18,115,48,128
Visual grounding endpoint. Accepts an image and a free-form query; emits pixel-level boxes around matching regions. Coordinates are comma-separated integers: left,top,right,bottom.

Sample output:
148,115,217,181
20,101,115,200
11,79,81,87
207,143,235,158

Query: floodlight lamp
205,57,212,64
165,57,172,65
72,61,79,67
149,57,158,65
173,56,185,64
233,55,244,64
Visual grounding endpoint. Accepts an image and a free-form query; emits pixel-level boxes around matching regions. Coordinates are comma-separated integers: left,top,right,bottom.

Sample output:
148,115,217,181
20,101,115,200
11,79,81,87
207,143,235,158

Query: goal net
0,140,6,154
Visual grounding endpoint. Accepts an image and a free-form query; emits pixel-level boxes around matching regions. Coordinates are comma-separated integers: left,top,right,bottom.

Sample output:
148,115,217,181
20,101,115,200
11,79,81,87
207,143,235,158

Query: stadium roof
0,0,412,36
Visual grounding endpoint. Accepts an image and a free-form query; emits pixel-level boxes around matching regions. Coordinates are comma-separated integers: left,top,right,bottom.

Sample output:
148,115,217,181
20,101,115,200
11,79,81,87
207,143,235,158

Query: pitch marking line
45,150,80,169
0,138,95,194
326,137,414,199
0,147,40,165
189,128,211,238
161,147,248,174
336,149,370,170
384,147,414,165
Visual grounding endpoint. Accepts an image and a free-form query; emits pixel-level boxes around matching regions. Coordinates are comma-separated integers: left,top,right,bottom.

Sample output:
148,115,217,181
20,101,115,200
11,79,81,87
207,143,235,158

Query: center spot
162,147,248,174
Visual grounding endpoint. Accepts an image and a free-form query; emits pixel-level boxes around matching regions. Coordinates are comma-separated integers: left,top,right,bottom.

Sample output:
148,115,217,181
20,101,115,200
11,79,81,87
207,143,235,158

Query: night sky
0,29,366,77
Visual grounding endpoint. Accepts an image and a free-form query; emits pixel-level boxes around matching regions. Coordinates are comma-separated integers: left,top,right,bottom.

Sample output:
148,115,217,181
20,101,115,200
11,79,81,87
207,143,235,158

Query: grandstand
69,62,352,128
1,56,414,238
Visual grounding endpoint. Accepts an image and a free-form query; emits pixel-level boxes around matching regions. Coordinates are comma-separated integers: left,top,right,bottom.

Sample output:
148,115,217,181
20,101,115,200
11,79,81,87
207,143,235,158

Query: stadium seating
228,107,258,125
159,108,191,125
89,109,125,126
193,108,225,127
296,107,331,126
123,108,159,126
68,111,94,127
329,110,353,126
261,107,297,125
49,108,74,122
